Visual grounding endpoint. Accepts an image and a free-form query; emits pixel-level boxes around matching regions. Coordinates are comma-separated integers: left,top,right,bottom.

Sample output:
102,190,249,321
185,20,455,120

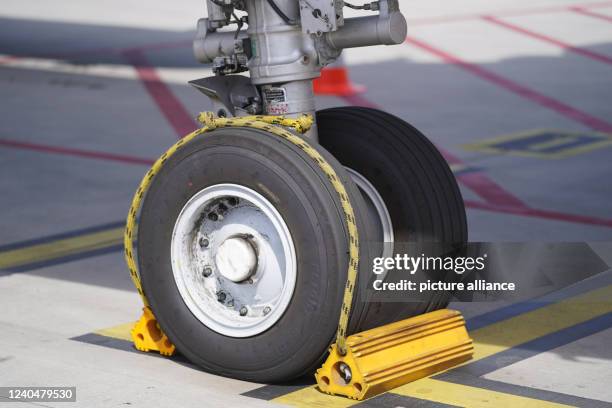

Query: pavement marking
404,37,612,134
437,315,612,408
571,6,612,23
394,378,570,408
353,392,459,407
463,199,612,228
74,282,612,407
0,222,126,272
95,322,136,342
434,376,612,408
466,271,612,331
406,1,612,27
123,50,197,138
0,138,155,166
464,129,612,159
448,163,481,175
482,15,612,66
467,284,612,362
435,312,612,379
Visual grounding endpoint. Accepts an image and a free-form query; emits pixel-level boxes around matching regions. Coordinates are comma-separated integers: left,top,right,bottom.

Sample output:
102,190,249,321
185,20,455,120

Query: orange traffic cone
314,56,365,96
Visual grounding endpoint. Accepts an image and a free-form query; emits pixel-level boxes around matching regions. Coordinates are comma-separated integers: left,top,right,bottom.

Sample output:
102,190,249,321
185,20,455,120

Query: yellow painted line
449,163,471,174
470,284,612,361
94,321,136,342
546,140,612,159
274,386,358,408
272,285,612,407
0,227,124,269
395,378,570,407
470,140,612,160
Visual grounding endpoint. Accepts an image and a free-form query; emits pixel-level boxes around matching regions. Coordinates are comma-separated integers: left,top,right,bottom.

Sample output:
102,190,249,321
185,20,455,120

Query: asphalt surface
1,0,612,407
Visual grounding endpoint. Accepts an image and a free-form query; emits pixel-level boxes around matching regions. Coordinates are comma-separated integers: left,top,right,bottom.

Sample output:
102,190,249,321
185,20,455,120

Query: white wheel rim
346,168,394,283
346,168,394,248
171,184,297,337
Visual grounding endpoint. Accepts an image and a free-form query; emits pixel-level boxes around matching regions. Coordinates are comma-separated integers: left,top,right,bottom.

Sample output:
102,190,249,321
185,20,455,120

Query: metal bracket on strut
189,75,262,117
131,307,176,357
298,0,344,34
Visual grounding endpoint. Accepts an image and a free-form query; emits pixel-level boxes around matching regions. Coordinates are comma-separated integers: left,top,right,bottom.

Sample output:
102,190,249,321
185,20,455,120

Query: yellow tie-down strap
125,112,359,357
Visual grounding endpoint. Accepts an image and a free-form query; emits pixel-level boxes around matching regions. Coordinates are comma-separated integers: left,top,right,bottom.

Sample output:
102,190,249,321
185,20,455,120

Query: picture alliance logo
372,253,488,275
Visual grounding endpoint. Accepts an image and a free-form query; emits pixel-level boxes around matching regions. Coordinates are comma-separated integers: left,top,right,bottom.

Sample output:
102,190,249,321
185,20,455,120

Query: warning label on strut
263,87,287,104
263,87,289,115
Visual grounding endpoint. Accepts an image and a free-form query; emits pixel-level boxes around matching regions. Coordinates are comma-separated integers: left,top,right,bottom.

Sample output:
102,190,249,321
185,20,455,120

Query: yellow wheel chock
131,307,176,357
316,309,473,400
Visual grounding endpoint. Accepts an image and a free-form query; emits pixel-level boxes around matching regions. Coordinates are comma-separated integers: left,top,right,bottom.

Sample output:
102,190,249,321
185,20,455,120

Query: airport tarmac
1,0,612,406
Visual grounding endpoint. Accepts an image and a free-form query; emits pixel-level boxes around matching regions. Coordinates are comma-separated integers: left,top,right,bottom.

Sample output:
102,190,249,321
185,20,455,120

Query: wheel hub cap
215,236,257,282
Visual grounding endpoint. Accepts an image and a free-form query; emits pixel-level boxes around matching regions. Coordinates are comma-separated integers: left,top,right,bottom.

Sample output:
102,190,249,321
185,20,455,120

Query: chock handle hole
331,362,352,386
146,320,163,342
320,376,330,386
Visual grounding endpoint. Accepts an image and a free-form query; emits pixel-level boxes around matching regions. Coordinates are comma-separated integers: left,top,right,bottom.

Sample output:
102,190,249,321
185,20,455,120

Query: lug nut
217,291,226,302
239,306,248,316
263,306,271,315
199,237,209,248
227,197,239,206
208,212,219,221
202,267,212,277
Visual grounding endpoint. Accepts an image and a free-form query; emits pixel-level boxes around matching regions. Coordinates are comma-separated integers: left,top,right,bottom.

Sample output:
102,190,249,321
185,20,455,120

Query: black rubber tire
137,126,373,383
317,107,468,330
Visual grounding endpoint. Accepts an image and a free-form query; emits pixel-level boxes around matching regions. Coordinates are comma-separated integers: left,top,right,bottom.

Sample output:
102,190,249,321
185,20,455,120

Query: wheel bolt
217,291,226,302
202,267,212,277
239,306,248,316
227,197,239,206
263,306,271,316
199,237,209,248
208,212,219,221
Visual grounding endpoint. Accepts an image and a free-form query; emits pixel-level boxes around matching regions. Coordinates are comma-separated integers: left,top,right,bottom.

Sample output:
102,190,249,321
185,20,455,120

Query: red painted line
570,6,612,23
465,200,612,228
442,150,526,208
0,138,154,166
340,94,526,208
407,1,612,26
0,55,18,65
482,15,612,66
405,36,612,133
123,50,197,138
